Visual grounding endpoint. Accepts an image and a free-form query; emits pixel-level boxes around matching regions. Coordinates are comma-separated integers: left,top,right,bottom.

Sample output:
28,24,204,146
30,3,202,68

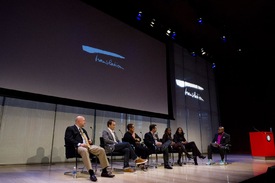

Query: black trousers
207,143,226,160
135,144,151,159
185,141,202,157
114,142,138,168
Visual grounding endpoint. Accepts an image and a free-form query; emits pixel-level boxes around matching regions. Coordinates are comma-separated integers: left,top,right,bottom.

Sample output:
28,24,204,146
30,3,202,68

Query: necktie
80,128,91,149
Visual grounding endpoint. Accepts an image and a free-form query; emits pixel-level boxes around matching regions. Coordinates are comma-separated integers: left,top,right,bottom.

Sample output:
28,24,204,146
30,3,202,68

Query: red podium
249,132,275,159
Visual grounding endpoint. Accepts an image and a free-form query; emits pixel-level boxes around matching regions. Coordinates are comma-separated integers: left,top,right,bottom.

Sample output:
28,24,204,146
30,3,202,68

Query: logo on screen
82,45,125,70
175,79,204,101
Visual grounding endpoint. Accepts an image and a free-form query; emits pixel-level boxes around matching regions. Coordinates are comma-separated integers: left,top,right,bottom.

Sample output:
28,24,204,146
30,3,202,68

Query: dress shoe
90,174,97,182
101,172,115,178
135,157,148,165
199,155,206,159
194,162,198,165
164,165,173,169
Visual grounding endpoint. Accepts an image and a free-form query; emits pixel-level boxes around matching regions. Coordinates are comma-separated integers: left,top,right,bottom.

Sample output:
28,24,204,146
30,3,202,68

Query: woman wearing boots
162,127,192,166
173,127,206,165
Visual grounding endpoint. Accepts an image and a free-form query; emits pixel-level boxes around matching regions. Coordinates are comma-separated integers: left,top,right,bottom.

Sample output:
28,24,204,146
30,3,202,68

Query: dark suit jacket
64,125,91,158
64,125,90,148
212,132,230,146
144,132,157,152
144,131,171,154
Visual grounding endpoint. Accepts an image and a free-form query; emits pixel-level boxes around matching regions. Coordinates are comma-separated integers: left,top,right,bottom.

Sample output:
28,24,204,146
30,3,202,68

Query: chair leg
147,153,158,169
64,156,98,177
94,157,98,172
64,156,81,177
224,151,228,164
221,146,230,165
171,152,174,165
111,153,113,170
91,155,98,173
107,153,124,172
75,156,78,170
182,153,187,165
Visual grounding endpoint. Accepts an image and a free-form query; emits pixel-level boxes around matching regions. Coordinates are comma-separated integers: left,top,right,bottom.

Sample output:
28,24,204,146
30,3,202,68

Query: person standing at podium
206,126,230,165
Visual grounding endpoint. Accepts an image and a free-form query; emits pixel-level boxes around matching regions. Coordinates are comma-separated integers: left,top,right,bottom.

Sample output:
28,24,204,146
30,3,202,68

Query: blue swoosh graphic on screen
82,45,125,59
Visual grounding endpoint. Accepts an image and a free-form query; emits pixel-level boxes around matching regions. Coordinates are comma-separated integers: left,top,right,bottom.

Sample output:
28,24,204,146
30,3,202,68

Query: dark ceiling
84,0,275,142
84,0,275,68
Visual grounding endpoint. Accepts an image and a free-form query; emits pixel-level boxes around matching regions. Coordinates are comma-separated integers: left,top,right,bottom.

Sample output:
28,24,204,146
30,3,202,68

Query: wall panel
0,42,218,164
0,98,55,164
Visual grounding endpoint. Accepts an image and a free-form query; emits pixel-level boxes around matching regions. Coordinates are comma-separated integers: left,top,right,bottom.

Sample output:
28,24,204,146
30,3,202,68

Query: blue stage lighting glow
136,11,142,21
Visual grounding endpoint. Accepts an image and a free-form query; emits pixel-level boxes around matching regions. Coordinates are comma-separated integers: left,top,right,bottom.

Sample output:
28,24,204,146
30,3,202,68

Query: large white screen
0,0,170,117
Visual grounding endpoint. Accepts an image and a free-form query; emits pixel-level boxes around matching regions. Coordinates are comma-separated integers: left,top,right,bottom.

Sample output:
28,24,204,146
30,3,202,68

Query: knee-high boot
194,156,198,165
182,148,193,159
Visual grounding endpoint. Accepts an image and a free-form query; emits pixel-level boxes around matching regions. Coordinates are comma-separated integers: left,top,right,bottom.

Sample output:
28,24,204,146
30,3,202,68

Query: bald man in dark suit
65,116,114,181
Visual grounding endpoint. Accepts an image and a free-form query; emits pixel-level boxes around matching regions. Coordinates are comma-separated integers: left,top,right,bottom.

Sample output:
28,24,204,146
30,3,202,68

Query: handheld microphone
89,126,93,143
140,131,143,137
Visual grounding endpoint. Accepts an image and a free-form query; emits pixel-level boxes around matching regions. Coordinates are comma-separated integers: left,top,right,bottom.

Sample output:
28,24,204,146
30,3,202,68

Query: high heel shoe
199,155,206,159
194,156,198,165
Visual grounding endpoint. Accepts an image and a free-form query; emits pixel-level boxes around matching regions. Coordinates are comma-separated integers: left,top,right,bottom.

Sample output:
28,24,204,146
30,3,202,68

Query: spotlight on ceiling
212,63,216,69
221,35,227,43
166,28,171,36
150,19,155,27
171,31,176,40
197,17,203,25
136,11,143,21
201,48,206,55
165,29,176,39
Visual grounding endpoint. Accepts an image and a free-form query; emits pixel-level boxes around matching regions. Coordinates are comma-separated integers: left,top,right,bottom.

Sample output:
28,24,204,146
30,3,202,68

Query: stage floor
0,154,274,183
